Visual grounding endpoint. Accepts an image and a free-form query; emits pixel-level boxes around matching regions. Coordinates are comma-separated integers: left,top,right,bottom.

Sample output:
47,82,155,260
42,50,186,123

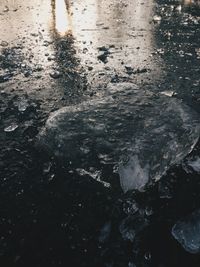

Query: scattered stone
125,65,134,75
88,66,93,71
34,65,43,72
153,15,162,22
0,73,12,83
0,41,9,47
49,71,61,79
97,47,110,63
97,52,109,64
17,99,29,112
3,6,9,12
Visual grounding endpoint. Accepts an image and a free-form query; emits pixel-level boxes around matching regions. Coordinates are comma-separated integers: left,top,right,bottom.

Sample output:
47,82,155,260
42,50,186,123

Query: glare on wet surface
54,0,72,35
0,0,163,81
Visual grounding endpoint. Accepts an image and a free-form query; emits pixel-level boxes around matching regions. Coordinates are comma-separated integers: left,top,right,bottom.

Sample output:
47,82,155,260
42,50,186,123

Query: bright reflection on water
54,0,71,35
50,0,162,87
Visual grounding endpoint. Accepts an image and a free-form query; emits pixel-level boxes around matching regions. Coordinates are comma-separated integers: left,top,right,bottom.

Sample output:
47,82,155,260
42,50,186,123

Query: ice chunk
119,155,149,192
76,168,110,188
99,221,111,243
187,157,200,173
17,99,29,112
4,123,18,132
119,215,148,242
153,15,162,22
172,210,200,254
37,83,199,192
160,90,175,97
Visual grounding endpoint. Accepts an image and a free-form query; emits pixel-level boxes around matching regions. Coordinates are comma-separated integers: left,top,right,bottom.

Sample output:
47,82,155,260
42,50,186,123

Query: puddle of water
0,0,53,68
53,0,72,35
60,0,160,71
0,0,164,90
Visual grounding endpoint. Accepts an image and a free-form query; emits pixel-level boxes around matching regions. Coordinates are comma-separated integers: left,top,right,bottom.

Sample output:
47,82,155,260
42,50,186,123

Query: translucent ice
187,157,200,173
172,210,200,254
4,123,18,132
38,83,199,192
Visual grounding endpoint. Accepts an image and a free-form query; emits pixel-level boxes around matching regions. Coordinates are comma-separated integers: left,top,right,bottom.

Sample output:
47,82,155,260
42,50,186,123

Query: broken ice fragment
37,83,199,193
4,123,18,132
176,5,182,12
153,15,162,22
17,99,29,112
123,199,139,215
119,215,148,242
3,6,9,12
119,155,149,192
160,90,175,97
187,157,200,173
172,210,200,254
0,41,8,47
99,221,111,243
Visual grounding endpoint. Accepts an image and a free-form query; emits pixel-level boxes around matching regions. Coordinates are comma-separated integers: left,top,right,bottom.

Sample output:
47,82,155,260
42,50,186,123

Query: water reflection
53,0,72,35
50,0,162,90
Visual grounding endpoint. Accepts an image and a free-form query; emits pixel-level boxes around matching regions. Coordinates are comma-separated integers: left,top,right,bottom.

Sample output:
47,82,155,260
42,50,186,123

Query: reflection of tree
51,0,88,102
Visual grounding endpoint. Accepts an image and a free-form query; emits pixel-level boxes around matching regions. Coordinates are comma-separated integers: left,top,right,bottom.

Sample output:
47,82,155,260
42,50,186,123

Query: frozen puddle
38,83,199,192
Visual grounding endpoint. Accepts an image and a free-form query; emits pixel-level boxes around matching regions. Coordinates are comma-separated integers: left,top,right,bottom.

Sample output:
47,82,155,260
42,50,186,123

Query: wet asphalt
0,0,200,266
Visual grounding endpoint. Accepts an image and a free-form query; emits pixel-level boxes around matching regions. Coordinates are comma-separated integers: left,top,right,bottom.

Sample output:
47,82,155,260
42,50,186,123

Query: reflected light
55,0,71,35
183,0,192,5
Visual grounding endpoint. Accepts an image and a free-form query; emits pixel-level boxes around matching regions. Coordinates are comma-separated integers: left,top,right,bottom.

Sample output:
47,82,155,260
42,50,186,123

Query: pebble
0,41,9,47
49,71,61,79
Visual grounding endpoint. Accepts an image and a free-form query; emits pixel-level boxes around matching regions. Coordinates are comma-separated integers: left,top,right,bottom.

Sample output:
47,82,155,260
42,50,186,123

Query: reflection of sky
0,0,53,66
0,0,163,78
53,0,160,73
54,0,72,35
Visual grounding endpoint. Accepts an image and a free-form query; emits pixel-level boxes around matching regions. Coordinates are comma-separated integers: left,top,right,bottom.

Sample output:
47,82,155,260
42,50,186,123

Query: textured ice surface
119,214,148,242
38,83,199,192
172,210,200,254
187,157,200,173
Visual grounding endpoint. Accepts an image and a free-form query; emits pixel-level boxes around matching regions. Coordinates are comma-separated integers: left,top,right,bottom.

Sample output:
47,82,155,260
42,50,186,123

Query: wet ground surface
0,0,200,266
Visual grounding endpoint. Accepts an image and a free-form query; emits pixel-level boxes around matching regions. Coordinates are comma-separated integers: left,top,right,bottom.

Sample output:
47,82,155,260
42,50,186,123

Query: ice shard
172,210,200,254
38,83,199,192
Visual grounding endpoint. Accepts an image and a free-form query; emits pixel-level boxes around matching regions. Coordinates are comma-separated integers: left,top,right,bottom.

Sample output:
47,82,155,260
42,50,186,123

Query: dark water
0,0,200,266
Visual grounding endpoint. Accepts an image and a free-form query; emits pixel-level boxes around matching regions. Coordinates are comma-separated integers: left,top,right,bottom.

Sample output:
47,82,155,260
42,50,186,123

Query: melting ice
38,83,199,192
172,210,200,254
